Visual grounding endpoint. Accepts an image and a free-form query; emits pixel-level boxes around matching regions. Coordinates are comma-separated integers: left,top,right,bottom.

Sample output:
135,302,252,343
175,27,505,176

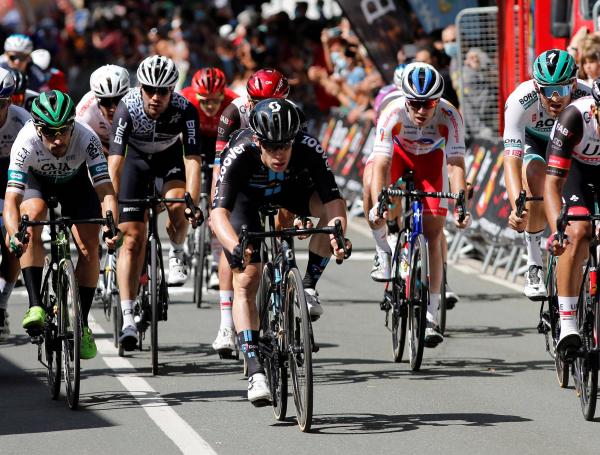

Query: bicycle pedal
217,349,236,359
251,398,271,408
29,334,44,345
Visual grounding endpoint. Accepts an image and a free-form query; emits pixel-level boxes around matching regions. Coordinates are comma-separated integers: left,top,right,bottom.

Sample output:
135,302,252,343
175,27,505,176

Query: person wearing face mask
442,24,459,93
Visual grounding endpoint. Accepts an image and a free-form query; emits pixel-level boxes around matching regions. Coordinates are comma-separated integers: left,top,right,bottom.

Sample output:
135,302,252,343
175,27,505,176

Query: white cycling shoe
212,327,237,356
371,251,392,282
305,288,323,320
524,265,547,301
248,372,271,406
167,257,188,287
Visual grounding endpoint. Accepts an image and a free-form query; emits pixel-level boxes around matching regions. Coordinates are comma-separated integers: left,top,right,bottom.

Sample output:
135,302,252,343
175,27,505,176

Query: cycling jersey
109,87,201,157
503,79,591,158
6,120,110,194
373,85,402,123
0,104,30,199
76,90,112,148
372,96,465,159
180,86,238,138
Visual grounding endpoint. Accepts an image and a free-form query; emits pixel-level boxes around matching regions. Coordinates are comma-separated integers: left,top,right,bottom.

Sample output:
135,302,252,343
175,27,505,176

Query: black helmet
249,98,300,144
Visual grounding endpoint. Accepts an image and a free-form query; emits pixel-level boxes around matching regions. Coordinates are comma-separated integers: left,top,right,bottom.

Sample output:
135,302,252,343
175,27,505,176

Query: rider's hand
185,206,203,229
330,235,351,262
230,243,254,271
454,211,472,229
103,228,122,251
9,232,28,257
547,232,568,256
369,202,387,224
294,217,313,240
509,208,528,232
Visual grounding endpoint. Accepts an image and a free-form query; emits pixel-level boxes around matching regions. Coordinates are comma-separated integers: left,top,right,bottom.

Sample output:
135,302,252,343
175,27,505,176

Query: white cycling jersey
372,96,465,159
0,105,30,158
6,119,111,195
76,90,112,147
503,79,591,158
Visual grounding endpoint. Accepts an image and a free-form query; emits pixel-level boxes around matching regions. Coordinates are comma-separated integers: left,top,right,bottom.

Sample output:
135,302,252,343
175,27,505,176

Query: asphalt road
1,218,598,454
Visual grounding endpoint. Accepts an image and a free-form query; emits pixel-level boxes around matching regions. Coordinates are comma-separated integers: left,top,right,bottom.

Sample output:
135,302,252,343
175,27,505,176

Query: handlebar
378,186,466,222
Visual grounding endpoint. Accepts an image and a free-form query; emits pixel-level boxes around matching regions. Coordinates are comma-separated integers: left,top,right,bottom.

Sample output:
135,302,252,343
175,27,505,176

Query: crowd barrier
318,110,544,282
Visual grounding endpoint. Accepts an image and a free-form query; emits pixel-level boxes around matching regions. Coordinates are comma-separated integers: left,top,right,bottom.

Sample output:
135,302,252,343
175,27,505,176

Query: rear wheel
286,268,313,432
546,257,569,387
408,235,428,372
42,263,61,400
60,260,81,410
194,199,209,307
391,231,407,362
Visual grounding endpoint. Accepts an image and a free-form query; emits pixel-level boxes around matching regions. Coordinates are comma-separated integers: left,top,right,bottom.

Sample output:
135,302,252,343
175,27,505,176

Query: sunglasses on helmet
406,99,439,110
142,85,171,96
537,83,572,99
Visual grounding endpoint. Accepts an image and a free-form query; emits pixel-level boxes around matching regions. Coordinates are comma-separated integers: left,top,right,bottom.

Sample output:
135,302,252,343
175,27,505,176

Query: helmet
31,90,75,128
0,68,16,97
31,49,51,70
136,55,179,88
90,65,130,98
533,49,576,85
4,34,33,54
246,68,289,100
401,62,444,100
393,64,407,89
9,69,27,94
592,78,600,105
192,67,226,96
250,98,300,144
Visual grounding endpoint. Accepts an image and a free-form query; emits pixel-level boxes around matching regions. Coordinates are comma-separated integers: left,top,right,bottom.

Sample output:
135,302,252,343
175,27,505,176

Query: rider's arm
184,155,202,204
3,191,23,239
444,103,467,195
84,131,119,223
210,208,239,252
216,103,241,156
181,102,203,204
95,182,119,223
108,101,132,194
544,106,583,233
369,103,400,208
502,92,527,210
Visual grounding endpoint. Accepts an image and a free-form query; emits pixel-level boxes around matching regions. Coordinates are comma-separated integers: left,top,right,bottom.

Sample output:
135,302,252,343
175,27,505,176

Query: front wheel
286,268,313,432
150,237,159,376
60,260,81,410
42,262,61,399
408,235,428,372
439,263,447,335
391,231,407,362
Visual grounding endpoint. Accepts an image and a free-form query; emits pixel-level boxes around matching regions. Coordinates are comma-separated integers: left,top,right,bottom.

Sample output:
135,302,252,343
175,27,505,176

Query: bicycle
119,188,200,375
551,199,600,420
16,197,116,409
240,210,349,432
378,171,465,371
98,242,121,353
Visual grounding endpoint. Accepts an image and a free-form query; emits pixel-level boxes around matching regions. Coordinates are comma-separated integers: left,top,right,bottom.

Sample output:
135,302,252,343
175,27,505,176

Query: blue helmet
401,62,444,100
0,67,16,97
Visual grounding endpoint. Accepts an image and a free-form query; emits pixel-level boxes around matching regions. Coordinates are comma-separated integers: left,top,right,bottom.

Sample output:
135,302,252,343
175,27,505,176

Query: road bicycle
119,188,199,375
240,208,349,432
17,197,116,409
378,171,465,371
98,242,121,353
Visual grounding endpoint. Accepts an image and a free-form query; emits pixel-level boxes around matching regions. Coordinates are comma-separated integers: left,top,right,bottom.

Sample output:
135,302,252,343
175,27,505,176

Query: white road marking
88,317,218,455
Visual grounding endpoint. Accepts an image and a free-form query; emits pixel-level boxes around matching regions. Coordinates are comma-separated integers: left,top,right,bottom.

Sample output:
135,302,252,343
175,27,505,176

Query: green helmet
31,90,75,128
532,49,576,85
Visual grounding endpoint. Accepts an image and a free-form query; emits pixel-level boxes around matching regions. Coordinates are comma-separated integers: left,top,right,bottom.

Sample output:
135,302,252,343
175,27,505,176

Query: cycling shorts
562,159,600,214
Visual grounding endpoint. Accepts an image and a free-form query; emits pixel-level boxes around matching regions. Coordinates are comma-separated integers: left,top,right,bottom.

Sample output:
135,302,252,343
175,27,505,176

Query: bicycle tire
439,263,447,335
41,261,61,399
195,221,208,308
546,257,569,387
286,268,313,432
60,260,81,410
408,234,428,372
150,236,159,376
258,262,287,421
391,231,407,363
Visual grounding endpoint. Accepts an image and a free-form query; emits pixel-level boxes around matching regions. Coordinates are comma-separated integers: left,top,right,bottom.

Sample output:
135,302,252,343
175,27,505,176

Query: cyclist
210,68,300,357
30,48,69,93
76,65,130,154
0,34,46,92
503,49,591,300
180,67,238,291
0,68,30,340
108,55,202,350
211,98,349,405
4,90,120,358
9,69,38,111
545,78,600,356
369,62,470,346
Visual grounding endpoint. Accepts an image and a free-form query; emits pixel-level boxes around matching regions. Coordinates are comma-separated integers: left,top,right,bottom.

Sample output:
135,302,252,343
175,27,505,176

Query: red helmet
246,68,290,100
192,67,226,96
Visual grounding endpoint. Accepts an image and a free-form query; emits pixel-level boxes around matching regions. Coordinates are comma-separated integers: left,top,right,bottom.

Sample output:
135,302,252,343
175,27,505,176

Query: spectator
441,24,459,92
462,47,494,138
415,45,459,107
578,35,600,84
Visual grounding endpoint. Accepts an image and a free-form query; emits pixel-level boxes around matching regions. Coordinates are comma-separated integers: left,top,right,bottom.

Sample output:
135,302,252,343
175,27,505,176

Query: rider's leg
19,197,46,310
423,215,445,324
71,223,101,327
164,181,189,285
117,221,147,329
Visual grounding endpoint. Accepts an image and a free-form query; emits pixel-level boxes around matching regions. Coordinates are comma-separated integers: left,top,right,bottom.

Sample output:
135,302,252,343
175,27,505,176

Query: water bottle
400,242,409,280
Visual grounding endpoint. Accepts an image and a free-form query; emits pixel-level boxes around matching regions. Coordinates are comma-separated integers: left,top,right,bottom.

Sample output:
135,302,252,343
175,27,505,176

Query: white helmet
136,55,178,88
0,68,15,97
392,64,407,89
401,62,444,100
4,34,33,54
31,49,51,70
90,65,130,98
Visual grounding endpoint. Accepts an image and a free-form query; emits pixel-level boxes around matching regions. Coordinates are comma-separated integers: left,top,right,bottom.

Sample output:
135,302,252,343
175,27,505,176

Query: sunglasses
142,85,171,97
37,123,73,138
97,96,123,108
260,140,293,152
0,97,11,108
7,53,28,62
537,83,572,99
197,95,224,106
406,99,439,110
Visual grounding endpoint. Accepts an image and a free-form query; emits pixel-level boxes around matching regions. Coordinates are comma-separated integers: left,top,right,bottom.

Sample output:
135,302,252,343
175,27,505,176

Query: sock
79,286,95,327
22,266,43,309
558,296,578,334
303,251,330,289
219,290,234,329
238,330,263,376
372,225,392,254
121,299,135,328
428,293,441,324
0,277,15,311
525,230,543,267
387,219,400,234
169,241,184,259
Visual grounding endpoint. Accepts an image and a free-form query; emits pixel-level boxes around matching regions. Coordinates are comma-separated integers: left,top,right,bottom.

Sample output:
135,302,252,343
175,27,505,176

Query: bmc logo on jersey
114,118,127,145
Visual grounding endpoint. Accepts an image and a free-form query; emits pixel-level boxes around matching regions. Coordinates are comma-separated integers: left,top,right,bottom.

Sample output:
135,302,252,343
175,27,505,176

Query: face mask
336,58,347,71
330,51,342,64
444,42,458,59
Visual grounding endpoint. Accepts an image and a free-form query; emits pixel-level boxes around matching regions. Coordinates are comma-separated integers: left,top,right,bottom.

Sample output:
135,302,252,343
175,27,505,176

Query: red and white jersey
180,86,239,138
76,91,112,148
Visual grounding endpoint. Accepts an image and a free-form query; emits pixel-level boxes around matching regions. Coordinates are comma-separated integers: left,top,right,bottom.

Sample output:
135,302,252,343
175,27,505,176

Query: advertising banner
407,0,478,33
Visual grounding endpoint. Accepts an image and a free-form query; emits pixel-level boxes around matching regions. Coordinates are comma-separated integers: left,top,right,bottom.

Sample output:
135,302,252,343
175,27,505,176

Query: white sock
525,230,543,267
0,277,14,311
121,299,135,328
169,241,184,259
219,290,234,330
372,225,392,254
558,296,578,334
428,293,441,324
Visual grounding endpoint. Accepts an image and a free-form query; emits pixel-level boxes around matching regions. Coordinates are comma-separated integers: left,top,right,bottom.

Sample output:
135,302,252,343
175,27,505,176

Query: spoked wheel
408,235,428,372
439,263,447,335
286,268,313,432
546,256,569,388
41,261,61,399
391,231,407,363
193,218,209,308
150,237,159,376
258,263,287,421
60,261,81,410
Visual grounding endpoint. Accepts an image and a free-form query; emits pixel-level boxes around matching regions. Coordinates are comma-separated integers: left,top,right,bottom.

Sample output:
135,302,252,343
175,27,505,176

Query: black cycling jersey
109,87,202,157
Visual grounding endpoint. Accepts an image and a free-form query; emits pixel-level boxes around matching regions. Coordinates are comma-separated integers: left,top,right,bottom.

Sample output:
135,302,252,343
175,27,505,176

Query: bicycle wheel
150,236,159,376
286,268,313,432
546,257,569,387
439,263,447,335
258,263,287,421
60,260,81,410
408,234,428,372
391,231,407,363
41,262,61,399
